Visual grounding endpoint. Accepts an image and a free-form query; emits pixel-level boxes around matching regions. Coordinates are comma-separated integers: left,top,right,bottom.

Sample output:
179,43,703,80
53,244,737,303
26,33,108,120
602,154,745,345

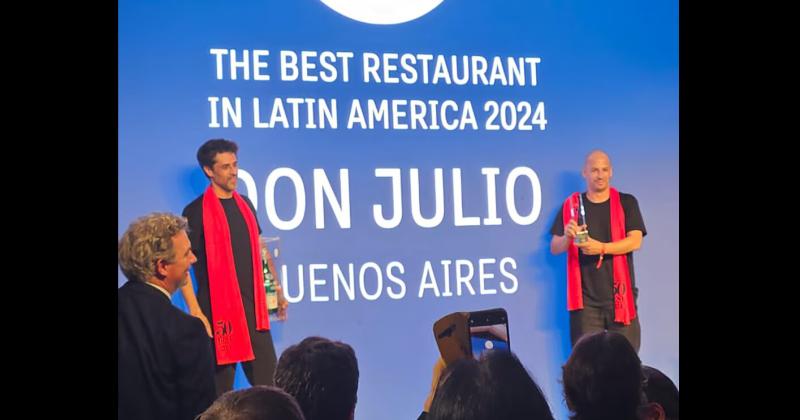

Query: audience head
428,350,555,420
562,331,645,420
274,336,359,420
198,386,305,420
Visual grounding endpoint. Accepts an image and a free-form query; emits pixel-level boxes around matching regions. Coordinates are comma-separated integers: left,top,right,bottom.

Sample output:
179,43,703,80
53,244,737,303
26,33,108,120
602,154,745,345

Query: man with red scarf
180,139,289,395
550,150,646,352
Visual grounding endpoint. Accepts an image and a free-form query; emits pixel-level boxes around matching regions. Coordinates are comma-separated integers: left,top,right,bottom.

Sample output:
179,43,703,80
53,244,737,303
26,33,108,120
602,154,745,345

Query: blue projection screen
119,1,678,419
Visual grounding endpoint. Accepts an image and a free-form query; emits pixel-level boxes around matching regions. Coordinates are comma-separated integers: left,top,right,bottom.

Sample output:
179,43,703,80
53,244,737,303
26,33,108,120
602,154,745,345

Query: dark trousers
213,329,277,396
570,305,641,352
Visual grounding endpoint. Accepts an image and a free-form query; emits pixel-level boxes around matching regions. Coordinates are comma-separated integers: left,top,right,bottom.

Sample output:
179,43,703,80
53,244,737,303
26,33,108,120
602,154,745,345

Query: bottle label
267,293,278,312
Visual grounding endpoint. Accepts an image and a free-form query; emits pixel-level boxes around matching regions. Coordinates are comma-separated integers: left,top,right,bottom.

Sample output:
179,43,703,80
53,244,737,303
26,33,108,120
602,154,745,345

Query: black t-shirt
182,194,262,326
550,192,646,308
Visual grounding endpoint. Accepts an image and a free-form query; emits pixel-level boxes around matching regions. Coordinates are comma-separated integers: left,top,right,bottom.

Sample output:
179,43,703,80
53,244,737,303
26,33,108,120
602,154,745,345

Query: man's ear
639,402,666,420
155,259,169,279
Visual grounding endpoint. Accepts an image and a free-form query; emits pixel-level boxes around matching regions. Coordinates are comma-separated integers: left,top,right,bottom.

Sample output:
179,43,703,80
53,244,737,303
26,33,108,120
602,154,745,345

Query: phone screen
469,322,509,358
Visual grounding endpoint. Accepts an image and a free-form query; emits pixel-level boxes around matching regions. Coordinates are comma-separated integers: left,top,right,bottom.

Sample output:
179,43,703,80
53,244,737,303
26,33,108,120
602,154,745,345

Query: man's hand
276,284,289,321
576,237,605,255
423,357,447,412
190,308,213,337
564,219,580,239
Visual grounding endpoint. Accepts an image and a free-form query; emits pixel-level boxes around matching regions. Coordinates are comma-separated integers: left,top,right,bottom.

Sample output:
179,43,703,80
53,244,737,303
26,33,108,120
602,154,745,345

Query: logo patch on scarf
214,320,233,353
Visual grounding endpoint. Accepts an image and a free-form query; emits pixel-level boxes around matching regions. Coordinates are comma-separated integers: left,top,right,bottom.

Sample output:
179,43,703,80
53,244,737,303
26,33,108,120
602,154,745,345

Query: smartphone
468,308,510,358
433,308,510,364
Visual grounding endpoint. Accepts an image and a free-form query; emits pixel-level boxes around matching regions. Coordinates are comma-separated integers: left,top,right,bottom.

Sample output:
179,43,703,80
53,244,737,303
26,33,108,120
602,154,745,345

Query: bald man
550,151,647,352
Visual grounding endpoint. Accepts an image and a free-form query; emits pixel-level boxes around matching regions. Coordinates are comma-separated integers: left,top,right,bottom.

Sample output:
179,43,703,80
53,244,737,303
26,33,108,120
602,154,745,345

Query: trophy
574,194,589,244
260,236,283,319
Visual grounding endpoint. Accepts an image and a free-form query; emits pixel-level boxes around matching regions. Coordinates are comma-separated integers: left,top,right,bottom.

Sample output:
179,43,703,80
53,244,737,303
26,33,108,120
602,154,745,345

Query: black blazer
118,281,216,420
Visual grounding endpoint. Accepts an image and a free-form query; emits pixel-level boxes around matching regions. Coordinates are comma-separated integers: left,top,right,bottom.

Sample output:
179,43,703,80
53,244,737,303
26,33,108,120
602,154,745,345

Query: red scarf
202,186,270,365
562,187,636,325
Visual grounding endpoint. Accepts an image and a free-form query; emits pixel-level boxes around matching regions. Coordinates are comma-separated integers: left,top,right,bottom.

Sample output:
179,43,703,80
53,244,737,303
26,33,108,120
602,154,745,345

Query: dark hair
428,350,555,420
642,365,679,420
197,139,238,172
274,336,359,420
198,386,305,420
562,331,644,420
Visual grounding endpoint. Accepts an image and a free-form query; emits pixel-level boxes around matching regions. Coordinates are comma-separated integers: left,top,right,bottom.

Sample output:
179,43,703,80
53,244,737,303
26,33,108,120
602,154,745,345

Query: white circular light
320,0,445,25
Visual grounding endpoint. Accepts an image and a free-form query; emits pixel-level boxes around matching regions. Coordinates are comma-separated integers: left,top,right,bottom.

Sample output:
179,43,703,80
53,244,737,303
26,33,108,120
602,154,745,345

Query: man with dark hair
425,350,555,420
562,331,645,420
550,150,647,352
118,213,216,420
274,336,359,420
198,386,306,420
180,138,288,395
642,365,679,420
